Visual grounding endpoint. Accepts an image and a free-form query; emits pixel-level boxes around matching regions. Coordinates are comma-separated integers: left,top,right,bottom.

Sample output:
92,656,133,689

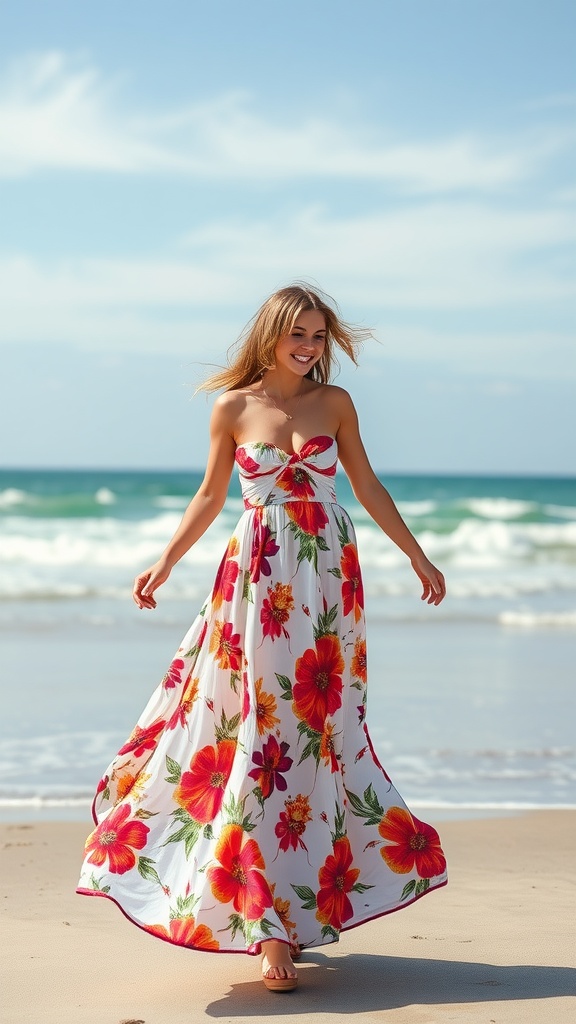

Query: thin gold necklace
262,385,305,421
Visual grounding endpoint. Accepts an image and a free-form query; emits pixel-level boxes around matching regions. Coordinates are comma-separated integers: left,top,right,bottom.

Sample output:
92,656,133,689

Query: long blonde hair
197,283,372,393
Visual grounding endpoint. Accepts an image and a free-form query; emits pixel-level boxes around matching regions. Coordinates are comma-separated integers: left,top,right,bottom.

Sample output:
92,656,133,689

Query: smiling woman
76,282,448,993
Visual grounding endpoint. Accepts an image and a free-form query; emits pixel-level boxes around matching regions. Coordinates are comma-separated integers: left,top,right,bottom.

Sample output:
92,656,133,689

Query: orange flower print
162,657,185,690
174,739,236,824
341,543,364,622
285,500,328,536
118,718,166,758
316,836,360,930
209,620,243,672
248,735,293,798
270,884,296,934
277,465,315,500
85,803,149,875
147,915,219,950
378,807,447,878
254,677,280,736
260,582,295,641
351,636,367,683
320,722,339,772
275,793,313,852
208,823,273,921
212,538,240,611
293,635,344,733
167,674,199,731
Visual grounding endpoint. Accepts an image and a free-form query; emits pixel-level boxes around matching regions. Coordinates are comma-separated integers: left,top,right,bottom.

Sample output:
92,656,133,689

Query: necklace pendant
285,414,293,420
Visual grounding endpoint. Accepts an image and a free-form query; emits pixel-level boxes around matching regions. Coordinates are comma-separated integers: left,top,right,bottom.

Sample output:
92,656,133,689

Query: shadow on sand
206,951,576,1016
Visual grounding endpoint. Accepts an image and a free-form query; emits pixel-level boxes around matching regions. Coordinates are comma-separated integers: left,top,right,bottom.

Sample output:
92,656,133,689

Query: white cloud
0,51,566,191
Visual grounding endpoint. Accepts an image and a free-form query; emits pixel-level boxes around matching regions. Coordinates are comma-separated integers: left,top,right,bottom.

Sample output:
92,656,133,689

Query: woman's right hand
132,560,172,610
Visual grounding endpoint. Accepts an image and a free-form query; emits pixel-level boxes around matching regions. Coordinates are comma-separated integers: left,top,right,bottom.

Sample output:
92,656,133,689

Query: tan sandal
261,949,298,992
262,972,298,992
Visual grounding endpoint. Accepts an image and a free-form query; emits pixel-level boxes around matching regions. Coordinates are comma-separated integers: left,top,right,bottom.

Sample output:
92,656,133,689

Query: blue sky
1,0,574,473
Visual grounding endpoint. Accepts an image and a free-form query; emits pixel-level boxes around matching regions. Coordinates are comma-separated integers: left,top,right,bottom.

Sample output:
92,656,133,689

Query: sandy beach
1,811,574,1024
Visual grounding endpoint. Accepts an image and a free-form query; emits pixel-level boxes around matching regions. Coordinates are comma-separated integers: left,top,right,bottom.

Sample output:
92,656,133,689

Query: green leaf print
327,566,342,579
137,855,163,887
344,783,385,826
335,513,352,549
163,811,201,858
276,673,293,701
171,892,200,918
352,881,374,894
415,878,431,896
401,879,417,901
165,755,182,784
313,602,339,640
332,803,347,842
203,823,214,840
134,808,159,820
89,873,110,894
321,924,340,941
242,569,253,603
287,522,329,573
222,791,254,830
291,884,317,910
214,708,241,742
228,913,245,941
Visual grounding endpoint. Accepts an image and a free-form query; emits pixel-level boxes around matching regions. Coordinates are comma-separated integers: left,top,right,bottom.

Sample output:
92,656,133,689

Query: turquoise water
0,468,575,817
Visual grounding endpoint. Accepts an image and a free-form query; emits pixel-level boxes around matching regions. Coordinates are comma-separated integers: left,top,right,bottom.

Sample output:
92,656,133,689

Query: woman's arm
133,395,237,609
335,389,446,605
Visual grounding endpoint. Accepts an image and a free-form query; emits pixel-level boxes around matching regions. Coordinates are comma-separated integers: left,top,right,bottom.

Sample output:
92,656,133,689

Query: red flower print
85,803,149,874
293,635,344,733
316,836,360,930
167,674,199,731
254,676,280,735
341,543,364,622
276,465,315,500
351,636,367,683
378,806,446,878
147,915,219,950
235,447,260,474
260,582,295,641
249,513,279,582
285,501,328,536
275,793,312,852
209,620,243,671
174,739,236,824
162,657,185,690
248,735,293,798
117,718,166,758
211,538,240,611
96,774,109,796
207,823,273,921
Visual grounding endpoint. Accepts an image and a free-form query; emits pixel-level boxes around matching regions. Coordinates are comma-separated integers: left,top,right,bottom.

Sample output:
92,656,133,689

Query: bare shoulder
321,384,358,421
211,389,250,430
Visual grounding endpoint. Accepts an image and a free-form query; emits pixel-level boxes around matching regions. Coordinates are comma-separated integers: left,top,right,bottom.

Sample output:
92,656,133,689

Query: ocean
1,467,575,821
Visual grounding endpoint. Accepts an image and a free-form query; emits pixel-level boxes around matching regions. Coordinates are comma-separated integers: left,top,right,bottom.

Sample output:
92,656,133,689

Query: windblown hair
197,283,372,393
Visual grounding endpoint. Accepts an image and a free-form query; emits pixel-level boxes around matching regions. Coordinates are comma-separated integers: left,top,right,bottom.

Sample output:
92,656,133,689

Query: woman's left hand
410,553,446,605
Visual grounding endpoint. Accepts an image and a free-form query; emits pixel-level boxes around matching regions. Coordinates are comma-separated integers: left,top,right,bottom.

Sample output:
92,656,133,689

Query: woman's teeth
293,354,312,363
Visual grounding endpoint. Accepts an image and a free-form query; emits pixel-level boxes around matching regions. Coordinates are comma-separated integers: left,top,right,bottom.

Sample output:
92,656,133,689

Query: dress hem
75,876,448,956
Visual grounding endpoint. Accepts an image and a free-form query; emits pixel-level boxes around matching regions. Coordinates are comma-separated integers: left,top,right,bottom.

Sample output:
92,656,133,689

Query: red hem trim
76,876,447,955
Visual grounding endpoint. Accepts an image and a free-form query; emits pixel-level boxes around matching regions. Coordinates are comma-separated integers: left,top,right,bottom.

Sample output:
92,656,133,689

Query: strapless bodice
234,434,338,508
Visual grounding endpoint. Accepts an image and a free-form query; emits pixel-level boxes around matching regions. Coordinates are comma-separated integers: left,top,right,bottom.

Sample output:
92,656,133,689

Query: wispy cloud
0,51,566,191
1,198,574,378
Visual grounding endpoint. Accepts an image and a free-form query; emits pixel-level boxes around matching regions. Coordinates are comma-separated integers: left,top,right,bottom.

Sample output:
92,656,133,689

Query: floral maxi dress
77,435,447,954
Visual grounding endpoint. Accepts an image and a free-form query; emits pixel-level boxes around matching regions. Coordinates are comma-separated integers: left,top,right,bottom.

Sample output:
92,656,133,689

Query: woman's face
273,309,326,377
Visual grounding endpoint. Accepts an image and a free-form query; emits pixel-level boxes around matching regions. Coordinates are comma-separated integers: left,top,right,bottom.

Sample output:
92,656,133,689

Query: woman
77,284,447,993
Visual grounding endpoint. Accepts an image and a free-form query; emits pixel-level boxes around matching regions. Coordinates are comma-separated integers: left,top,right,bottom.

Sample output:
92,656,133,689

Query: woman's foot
261,939,298,991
